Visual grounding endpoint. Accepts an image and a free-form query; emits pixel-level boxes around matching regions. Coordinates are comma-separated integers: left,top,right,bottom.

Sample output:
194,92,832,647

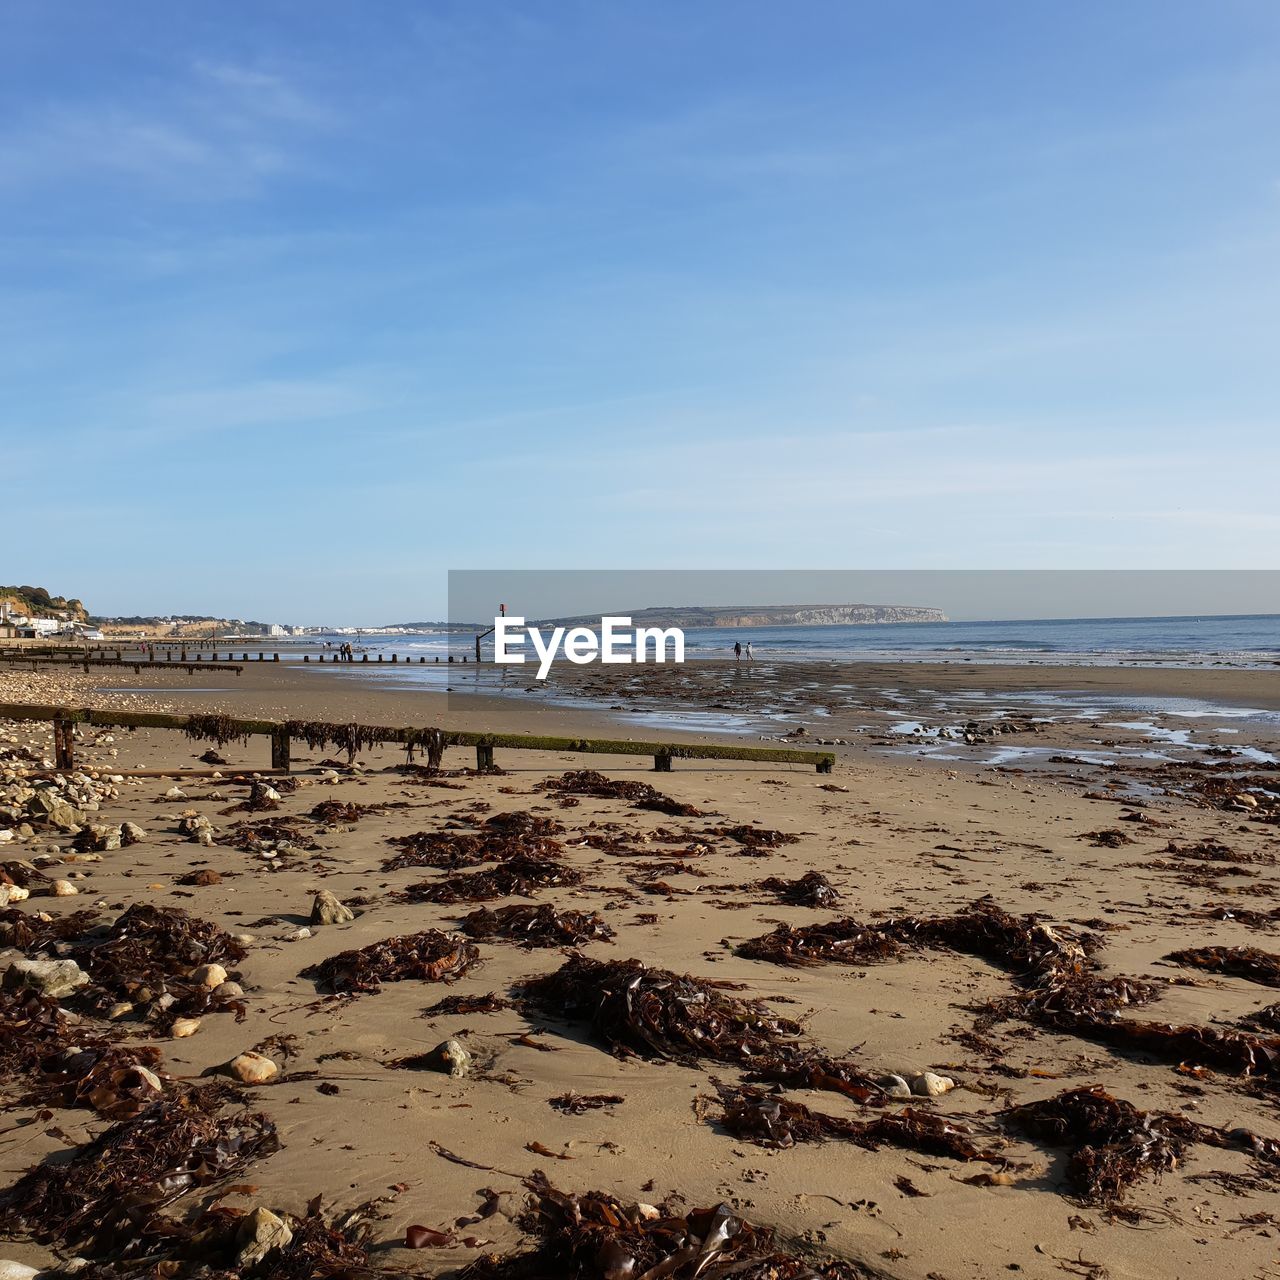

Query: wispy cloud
0,60,332,199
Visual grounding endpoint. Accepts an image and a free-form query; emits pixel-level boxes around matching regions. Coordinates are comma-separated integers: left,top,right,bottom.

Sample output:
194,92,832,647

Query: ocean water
312,613,1280,669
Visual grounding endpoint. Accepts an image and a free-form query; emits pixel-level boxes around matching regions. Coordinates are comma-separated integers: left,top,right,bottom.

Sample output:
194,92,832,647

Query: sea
308,614,1280,669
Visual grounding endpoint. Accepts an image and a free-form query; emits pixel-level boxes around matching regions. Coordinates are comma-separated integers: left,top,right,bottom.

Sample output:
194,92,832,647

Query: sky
3,2,1279,625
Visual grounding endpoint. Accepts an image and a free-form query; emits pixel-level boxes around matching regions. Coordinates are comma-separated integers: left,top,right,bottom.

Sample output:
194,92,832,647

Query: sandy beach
2,658,1279,1278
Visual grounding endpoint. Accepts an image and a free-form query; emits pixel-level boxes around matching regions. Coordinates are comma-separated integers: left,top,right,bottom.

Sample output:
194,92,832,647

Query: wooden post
53,718,74,770
271,726,292,772
653,751,672,772
475,635,482,662
475,743,494,770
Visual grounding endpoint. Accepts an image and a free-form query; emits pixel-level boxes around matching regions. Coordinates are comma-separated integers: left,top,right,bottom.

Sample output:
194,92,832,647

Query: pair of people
733,641,754,661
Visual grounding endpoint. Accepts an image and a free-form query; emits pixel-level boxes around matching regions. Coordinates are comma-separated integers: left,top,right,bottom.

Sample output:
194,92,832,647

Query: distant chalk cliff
542,604,947,628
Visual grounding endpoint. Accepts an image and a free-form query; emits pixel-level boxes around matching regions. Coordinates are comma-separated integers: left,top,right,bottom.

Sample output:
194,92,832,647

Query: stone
236,1207,293,1267
0,883,28,906
121,821,147,845
50,879,79,896
876,1073,913,1099
76,822,122,852
228,1052,278,1085
2,957,90,998
910,1071,956,1098
219,981,245,998
426,1038,472,1078
0,1261,41,1280
164,786,187,800
191,963,228,989
170,1017,201,1038
310,889,355,926
45,803,85,831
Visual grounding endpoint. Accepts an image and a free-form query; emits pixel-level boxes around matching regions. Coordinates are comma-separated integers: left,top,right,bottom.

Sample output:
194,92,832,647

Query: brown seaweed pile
460,904,616,948
713,824,801,851
423,992,510,1016
228,817,319,854
716,1083,1001,1162
519,954,805,1066
0,1088,279,1257
26,905,250,1028
0,906,99,952
459,1173,869,1280
406,856,585,904
1004,1085,1202,1204
540,769,704,817
310,798,376,824
301,929,480,994
738,918,905,967
384,815,565,871
1166,945,1280,988
755,870,842,907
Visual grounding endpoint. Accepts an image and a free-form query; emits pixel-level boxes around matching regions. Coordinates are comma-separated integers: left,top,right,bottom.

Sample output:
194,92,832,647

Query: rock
310,889,355,926
228,1052,278,1085
45,803,85,831
75,822,122,852
0,1261,41,1280
236,1207,293,1267
164,786,187,800
0,883,29,906
286,927,312,941
171,1017,201,1038
191,963,228,989
121,822,147,845
910,1071,955,1098
219,981,245,998
1235,793,1259,809
108,1001,135,1021
2,957,90,998
876,1073,912,1099
50,879,79,896
426,1038,472,1078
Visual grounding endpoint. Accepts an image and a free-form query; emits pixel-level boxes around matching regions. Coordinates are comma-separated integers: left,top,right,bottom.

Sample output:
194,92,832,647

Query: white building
268,623,287,636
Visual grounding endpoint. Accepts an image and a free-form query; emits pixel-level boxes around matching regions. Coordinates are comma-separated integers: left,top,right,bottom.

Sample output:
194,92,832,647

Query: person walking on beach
745,642,753,661
734,641,742,661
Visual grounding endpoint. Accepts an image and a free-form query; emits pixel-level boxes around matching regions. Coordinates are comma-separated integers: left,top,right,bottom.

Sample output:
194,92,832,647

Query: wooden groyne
0,702,837,775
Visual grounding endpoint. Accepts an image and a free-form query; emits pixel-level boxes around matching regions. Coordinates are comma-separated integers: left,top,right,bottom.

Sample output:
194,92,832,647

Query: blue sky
3,2,1278,624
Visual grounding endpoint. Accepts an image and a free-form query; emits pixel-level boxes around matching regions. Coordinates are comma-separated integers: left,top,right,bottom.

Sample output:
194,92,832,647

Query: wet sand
2,659,1280,1278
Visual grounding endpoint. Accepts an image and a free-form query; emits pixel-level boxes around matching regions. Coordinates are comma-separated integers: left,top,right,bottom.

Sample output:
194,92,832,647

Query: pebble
0,1261,40,1280
228,1052,279,1085
50,879,79,896
876,1073,913,1099
310,889,355,926
171,1017,201,1038
426,1038,472,1078
191,963,228,989
910,1071,956,1098
164,786,187,799
2,957,90,998
236,1207,293,1267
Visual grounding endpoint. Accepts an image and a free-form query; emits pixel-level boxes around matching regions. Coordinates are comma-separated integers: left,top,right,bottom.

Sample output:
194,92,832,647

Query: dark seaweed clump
540,770,703,817
716,1083,1001,1163
755,870,842,907
460,904,615,948
519,954,804,1065
1004,1085,1200,1205
384,812,565,871
301,929,480,994
459,1173,870,1280
1166,945,1280,988
0,1088,278,1257
713,824,800,851
739,918,905,967
406,856,584,904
